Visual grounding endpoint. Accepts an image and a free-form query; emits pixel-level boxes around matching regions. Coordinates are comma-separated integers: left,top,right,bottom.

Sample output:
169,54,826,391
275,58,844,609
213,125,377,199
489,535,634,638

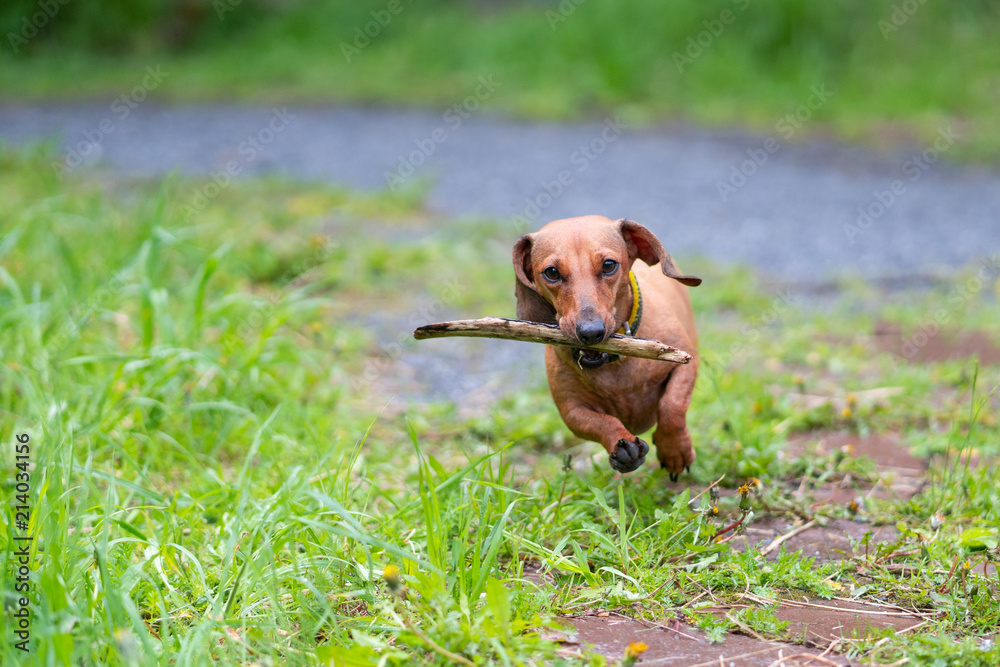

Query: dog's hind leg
653,359,698,480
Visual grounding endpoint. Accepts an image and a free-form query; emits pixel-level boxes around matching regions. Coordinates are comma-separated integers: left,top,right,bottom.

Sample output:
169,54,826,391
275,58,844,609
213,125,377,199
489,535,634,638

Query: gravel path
2,103,998,280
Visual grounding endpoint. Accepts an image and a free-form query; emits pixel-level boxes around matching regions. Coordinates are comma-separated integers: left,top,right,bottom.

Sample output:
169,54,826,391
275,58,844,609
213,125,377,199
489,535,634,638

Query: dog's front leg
654,359,698,480
553,398,649,473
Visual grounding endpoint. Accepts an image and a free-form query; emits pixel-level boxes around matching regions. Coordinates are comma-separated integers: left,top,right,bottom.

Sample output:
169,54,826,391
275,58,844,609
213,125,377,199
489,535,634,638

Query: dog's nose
576,319,606,345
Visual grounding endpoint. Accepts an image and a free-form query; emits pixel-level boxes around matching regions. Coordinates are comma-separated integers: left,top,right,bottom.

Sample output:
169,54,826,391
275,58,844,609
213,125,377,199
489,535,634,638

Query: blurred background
3,0,1000,280
3,0,1000,141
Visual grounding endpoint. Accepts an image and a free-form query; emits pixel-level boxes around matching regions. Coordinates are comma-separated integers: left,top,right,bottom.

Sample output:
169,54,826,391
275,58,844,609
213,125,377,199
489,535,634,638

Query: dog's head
513,216,700,346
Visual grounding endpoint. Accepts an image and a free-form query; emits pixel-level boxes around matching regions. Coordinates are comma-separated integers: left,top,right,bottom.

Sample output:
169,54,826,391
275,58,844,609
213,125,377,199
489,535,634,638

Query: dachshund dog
513,216,701,478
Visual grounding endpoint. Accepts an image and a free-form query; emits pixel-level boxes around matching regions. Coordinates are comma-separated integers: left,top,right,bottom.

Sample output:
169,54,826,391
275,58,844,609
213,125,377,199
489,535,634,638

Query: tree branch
413,317,691,364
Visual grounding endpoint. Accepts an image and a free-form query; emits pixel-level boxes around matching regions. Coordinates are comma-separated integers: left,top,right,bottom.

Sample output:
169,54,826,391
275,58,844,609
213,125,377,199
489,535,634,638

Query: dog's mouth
573,348,618,370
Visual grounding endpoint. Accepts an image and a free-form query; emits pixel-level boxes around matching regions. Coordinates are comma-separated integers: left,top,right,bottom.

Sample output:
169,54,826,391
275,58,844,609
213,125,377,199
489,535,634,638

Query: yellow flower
841,407,852,418
624,641,648,661
383,564,401,593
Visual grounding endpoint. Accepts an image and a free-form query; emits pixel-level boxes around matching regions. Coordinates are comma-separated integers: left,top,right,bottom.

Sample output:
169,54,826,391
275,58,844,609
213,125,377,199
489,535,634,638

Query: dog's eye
542,266,561,282
602,259,618,275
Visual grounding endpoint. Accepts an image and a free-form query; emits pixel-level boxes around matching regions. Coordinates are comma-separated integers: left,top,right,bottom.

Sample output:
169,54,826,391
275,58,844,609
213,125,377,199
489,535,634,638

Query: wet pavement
734,517,899,563
564,614,852,666
3,103,1000,280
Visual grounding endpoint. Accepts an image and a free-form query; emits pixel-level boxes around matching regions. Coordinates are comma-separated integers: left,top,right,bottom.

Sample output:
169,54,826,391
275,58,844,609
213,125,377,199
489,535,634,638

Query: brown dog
513,216,701,478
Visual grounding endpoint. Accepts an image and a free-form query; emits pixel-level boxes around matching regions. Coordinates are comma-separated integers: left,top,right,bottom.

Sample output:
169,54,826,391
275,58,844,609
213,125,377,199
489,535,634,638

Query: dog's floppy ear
513,234,558,324
618,218,701,287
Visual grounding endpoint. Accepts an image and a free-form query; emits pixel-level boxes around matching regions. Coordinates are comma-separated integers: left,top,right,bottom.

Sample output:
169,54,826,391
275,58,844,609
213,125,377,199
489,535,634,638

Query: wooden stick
413,317,691,364
759,519,818,556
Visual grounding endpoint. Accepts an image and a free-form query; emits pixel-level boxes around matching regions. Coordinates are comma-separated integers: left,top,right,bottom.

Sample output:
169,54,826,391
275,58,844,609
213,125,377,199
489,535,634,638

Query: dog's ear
513,234,558,323
618,218,701,287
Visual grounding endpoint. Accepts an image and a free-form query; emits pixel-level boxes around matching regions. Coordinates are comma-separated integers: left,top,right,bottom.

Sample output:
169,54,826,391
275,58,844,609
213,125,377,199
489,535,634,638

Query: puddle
349,334,545,412
563,615,847,666
339,300,547,409
866,325,1000,366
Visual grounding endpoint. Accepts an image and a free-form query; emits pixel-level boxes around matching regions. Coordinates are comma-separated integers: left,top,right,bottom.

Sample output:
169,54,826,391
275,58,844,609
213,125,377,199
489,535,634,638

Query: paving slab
865,326,1000,366
734,518,898,562
563,615,849,666
770,598,927,644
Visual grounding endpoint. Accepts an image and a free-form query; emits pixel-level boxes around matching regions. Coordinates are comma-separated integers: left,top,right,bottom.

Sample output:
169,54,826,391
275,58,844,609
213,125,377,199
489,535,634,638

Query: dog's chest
584,360,667,431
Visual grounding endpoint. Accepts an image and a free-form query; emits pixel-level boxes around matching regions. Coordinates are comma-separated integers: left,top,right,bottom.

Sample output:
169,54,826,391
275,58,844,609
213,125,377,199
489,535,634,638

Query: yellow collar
616,270,643,337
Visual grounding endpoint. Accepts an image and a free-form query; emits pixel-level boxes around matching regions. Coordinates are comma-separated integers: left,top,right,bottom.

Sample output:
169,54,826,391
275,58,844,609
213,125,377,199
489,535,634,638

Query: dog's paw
659,447,695,481
609,437,649,473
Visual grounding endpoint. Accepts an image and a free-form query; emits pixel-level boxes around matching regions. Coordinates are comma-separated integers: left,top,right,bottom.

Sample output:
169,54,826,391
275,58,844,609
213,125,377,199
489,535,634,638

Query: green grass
1,144,999,665
2,0,1000,160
